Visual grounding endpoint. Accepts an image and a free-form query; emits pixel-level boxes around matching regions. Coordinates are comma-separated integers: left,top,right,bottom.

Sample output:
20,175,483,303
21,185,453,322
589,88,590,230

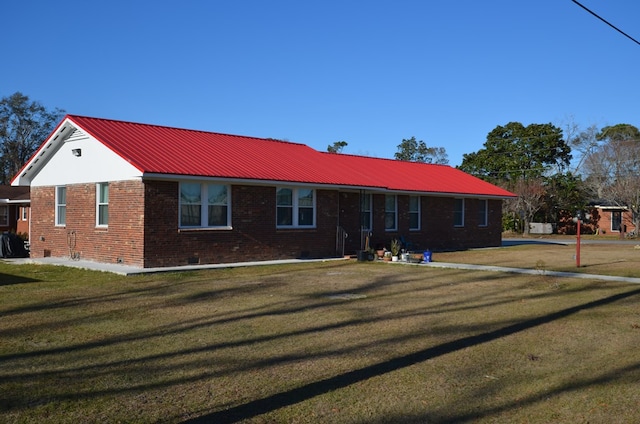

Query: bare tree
582,124,640,232
568,123,600,175
503,178,546,235
0,92,64,184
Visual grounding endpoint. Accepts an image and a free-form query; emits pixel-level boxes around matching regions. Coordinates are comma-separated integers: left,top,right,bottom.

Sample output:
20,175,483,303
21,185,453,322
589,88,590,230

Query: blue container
423,250,432,263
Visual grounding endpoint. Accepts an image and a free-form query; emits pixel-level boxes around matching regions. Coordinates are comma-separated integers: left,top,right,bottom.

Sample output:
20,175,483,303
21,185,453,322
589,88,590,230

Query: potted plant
390,239,401,261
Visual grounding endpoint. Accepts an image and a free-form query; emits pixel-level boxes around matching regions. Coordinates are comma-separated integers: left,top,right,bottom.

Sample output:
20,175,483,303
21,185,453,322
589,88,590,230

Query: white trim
96,182,109,228
276,187,316,229
478,199,488,227
179,182,232,229
360,193,372,231
55,186,66,227
3,199,30,204
454,198,465,227
384,194,398,232
142,173,514,199
409,195,421,231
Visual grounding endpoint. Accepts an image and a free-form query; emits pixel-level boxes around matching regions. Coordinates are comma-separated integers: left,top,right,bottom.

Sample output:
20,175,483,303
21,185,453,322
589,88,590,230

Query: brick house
12,115,515,268
0,186,30,238
591,204,637,236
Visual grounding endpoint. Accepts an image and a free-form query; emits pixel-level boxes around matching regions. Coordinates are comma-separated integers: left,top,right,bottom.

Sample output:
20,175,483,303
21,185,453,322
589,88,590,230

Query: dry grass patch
1,259,640,423
436,242,640,278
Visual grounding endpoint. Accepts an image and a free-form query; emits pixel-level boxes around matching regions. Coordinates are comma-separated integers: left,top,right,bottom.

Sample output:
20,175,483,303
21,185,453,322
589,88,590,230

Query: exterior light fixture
573,211,592,268
72,148,82,157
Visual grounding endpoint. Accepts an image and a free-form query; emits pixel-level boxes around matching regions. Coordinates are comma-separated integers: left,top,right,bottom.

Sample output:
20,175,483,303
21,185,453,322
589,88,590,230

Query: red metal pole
576,218,581,267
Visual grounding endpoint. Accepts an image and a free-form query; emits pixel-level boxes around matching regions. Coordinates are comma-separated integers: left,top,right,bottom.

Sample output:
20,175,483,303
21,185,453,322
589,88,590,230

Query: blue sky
4,1,640,166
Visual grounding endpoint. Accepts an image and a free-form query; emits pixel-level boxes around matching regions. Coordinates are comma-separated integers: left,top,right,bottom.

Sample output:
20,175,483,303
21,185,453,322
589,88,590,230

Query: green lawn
1,253,640,423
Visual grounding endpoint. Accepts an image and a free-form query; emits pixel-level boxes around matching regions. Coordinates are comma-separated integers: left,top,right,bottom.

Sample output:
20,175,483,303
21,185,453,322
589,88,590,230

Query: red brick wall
595,208,636,235
30,179,504,268
422,197,503,250
16,206,29,237
339,193,503,253
30,181,145,266
141,182,339,267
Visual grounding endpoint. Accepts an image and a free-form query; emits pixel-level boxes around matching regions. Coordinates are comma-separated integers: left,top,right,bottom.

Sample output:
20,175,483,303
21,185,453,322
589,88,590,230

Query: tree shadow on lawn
352,360,640,424
183,287,640,424
0,272,40,286
0,274,568,382
2,266,635,421
502,239,570,247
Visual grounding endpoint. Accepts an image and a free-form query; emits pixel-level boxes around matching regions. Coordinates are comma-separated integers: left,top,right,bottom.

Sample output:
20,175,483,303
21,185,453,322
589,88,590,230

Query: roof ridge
320,150,453,167
67,114,308,147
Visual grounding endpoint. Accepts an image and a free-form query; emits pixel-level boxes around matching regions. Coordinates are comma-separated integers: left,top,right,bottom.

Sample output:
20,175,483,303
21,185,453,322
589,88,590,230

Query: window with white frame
180,182,230,228
96,183,109,227
454,198,464,227
21,206,28,221
0,205,7,226
55,186,66,226
276,187,315,228
477,199,488,227
360,194,372,231
611,210,622,232
384,195,397,231
409,195,420,230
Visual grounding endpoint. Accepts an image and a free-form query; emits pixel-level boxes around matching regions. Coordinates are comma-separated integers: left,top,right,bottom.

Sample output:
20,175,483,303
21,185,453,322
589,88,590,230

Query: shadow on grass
354,360,640,424
0,272,40,286
183,287,640,424
502,239,570,247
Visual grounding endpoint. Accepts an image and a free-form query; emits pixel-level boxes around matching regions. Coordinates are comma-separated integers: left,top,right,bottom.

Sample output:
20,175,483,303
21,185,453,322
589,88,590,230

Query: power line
571,0,640,46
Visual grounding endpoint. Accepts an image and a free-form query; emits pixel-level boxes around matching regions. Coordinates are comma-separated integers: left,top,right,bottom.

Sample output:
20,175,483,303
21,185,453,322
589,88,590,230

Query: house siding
29,181,145,266
29,179,503,268
338,193,502,253
594,207,636,235
142,181,339,268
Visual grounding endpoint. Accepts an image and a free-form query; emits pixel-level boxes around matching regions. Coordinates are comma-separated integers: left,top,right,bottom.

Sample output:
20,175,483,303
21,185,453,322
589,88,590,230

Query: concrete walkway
422,261,640,285
1,256,348,276
3,255,640,285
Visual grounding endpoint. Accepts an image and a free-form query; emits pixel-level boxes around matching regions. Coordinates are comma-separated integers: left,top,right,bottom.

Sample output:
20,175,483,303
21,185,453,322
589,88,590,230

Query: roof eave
11,116,77,186
141,173,515,198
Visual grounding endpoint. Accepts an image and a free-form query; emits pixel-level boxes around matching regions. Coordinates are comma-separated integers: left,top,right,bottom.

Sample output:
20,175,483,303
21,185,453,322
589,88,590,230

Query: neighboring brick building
0,186,30,238
12,115,515,269
591,204,637,236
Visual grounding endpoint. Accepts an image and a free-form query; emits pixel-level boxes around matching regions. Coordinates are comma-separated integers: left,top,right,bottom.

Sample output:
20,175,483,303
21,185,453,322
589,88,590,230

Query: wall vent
65,128,89,142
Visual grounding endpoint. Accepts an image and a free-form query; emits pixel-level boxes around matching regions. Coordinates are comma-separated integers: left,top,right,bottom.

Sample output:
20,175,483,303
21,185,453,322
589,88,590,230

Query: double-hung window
454,198,464,227
276,187,315,228
180,182,230,228
384,195,397,231
97,183,109,227
477,199,488,227
409,195,420,231
360,194,372,231
55,186,66,226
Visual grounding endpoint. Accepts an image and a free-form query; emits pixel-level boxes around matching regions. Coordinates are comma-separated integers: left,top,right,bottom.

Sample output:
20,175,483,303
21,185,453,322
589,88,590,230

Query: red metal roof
30,115,516,197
